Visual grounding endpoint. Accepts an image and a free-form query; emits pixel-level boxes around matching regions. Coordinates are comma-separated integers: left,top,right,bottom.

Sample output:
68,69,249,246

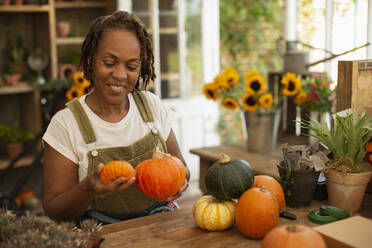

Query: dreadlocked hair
79,10,156,90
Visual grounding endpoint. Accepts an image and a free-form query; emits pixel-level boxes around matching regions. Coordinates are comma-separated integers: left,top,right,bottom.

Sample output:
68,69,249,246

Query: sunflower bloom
220,68,239,88
242,93,259,112
258,93,273,109
66,85,84,102
203,83,219,100
73,71,89,87
281,72,301,96
244,69,259,81
294,91,307,105
212,75,221,85
245,75,266,94
221,98,239,110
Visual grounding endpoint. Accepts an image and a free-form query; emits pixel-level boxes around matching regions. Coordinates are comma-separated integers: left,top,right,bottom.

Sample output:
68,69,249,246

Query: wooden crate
336,60,372,116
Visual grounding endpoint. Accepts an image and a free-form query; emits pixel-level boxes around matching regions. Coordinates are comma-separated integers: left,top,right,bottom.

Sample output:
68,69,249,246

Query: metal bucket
242,109,281,153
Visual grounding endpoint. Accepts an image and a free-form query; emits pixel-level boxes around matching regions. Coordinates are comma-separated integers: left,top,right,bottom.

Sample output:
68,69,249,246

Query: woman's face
92,28,141,105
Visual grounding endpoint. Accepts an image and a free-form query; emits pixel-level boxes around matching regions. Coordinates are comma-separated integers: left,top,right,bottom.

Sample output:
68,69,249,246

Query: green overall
67,91,171,222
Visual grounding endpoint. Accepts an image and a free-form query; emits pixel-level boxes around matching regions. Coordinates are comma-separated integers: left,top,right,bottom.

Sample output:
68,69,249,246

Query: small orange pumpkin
135,150,186,201
261,224,327,248
100,161,134,184
236,187,279,239
253,175,285,210
15,189,36,208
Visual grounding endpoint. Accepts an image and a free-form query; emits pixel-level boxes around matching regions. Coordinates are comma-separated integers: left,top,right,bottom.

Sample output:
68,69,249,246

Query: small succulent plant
0,208,103,248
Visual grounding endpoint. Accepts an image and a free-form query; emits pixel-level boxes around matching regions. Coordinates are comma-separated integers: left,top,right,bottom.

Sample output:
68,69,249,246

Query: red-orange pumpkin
261,224,327,248
15,189,36,208
135,150,186,201
236,187,279,239
253,175,285,210
100,161,134,184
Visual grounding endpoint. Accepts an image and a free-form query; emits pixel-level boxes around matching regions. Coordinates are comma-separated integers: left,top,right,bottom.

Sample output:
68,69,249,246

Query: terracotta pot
5,143,23,160
325,169,372,212
57,21,71,37
13,0,23,5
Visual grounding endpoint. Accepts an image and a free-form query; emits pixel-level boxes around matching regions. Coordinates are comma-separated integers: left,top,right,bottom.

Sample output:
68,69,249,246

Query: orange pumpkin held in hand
135,150,186,201
253,175,285,210
261,224,326,248
100,161,134,184
236,187,279,239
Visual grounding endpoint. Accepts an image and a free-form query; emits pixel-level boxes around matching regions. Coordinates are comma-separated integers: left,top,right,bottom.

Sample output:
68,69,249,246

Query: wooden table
101,194,372,248
189,135,309,194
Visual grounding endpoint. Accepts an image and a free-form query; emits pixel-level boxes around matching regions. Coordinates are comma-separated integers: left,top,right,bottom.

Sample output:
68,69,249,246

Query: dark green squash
205,153,254,200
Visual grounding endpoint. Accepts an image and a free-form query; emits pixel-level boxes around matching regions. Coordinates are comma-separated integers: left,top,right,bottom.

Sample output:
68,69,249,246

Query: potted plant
301,108,372,211
277,143,328,208
7,36,29,76
0,124,35,160
203,68,281,153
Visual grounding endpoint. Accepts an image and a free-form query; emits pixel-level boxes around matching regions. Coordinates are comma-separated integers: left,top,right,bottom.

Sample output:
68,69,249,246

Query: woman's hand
165,180,189,201
85,163,135,196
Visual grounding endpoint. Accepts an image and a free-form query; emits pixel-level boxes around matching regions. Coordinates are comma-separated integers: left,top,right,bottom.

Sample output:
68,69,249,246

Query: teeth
110,85,124,90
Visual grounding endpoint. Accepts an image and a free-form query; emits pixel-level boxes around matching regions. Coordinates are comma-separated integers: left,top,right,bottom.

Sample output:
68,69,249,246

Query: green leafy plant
0,124,35,143
0,208,103,247
7,36,28,63
300,108,372,172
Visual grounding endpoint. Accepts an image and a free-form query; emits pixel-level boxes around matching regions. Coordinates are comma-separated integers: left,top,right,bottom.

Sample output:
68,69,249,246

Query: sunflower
66,85,84,102
212,75,220,85
73,71,90,88
220,67,239,89
203,83,219,100
258,93,273,109
245,74,266,94
244,69,259,81
221,98,239,110
294,91,307,105
281,72,301,96
242,93,259,112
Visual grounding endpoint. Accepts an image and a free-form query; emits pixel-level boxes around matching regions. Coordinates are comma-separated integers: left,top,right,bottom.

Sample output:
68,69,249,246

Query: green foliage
219,0,282,73
218,0,282,142
7,36,28,63
0,208,102,248
31,77,74,92
301,109,372,166
0,124,35,143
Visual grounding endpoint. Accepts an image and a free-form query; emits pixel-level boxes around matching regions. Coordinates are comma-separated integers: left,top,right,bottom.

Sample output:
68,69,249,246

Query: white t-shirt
42,91,174,182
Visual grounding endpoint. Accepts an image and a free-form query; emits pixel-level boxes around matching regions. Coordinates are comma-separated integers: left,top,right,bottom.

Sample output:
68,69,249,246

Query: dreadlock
79,11,156,90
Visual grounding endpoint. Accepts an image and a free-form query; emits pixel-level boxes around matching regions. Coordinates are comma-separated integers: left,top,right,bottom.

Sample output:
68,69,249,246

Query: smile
108,84,125,91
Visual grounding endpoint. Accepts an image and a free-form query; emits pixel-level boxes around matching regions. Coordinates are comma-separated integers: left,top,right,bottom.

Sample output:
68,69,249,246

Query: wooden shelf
0,86,35,95
0,4,50,13
55,1,106,9
162,73,179,81
0,155,35,171
148,27,178,35
56,37,84,45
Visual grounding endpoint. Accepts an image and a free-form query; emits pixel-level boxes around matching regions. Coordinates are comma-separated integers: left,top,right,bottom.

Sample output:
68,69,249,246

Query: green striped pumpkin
205,153,254,201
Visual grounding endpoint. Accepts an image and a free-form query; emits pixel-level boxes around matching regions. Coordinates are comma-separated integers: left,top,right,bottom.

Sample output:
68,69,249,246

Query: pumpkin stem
219,153,231,164
152,150,165,159
286,225,300,233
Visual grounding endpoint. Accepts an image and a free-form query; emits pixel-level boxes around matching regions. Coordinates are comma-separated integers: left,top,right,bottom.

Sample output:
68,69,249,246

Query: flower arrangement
285,73,334,114
65,71,91,101
203,67,274,112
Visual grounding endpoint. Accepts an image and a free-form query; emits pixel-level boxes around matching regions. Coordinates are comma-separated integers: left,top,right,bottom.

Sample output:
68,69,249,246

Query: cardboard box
313,215,372,248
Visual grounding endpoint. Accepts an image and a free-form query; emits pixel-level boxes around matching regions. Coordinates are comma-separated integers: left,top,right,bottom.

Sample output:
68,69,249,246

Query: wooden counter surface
101,194,372,248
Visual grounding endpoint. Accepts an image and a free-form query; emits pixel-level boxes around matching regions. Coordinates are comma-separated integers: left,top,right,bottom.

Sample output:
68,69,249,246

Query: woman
42,11,190,224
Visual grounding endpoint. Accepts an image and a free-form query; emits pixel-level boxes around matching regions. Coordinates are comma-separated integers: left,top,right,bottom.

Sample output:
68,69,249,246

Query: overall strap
66,98,96,144
132,90,154,122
